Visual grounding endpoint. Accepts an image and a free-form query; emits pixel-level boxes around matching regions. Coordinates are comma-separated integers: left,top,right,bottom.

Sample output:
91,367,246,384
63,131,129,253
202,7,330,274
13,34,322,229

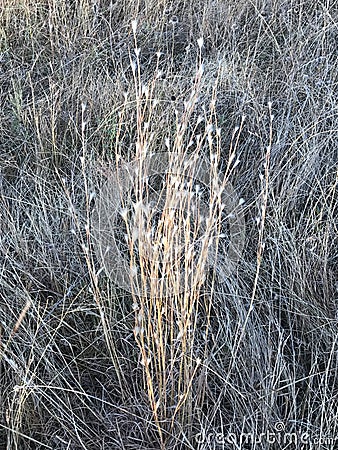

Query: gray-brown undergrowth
0,1,337,449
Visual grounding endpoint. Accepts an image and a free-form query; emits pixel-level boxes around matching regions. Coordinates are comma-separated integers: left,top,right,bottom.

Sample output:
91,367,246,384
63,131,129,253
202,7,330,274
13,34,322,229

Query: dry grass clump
1,1,337,449
92,39,246,446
